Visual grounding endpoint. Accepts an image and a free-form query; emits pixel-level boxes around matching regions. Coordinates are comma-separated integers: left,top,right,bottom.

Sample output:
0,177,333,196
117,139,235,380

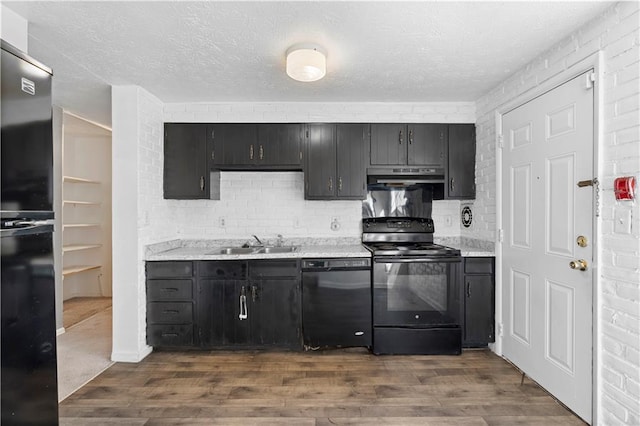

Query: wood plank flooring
63,297,112,329
59,348,585,425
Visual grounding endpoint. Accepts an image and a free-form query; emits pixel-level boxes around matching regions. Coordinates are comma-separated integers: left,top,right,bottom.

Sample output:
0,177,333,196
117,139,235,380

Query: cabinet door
198,279,251,347
464,275,494,346
257,124,303,167
336,124,368,199
447,124,476,199
164,123,208,199
250,278,300,348
370,124,406,165
407,124,447,167
210,124,258,166
305,124,336,199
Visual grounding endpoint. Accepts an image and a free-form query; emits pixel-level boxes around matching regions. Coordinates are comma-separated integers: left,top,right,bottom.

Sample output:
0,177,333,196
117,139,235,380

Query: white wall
0,4,28,52
163,102,474,239
112,86,175,362
473,3,639,424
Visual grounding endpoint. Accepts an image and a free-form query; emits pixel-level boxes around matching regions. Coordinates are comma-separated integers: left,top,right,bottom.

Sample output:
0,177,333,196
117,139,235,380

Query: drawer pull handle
163,310,180,314
162,333,179,337
160,288,179,292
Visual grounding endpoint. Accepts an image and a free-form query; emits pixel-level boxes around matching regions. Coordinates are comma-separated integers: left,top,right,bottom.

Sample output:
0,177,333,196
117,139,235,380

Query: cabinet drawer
199,261,247,279
464,258,494,274
147,302,193,324
147,279,193,301
250,260,299,278
147,324,194,347
147,261,193,278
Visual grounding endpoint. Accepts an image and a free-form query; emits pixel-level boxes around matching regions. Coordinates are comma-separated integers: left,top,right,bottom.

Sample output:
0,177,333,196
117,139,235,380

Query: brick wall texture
473,3,639,424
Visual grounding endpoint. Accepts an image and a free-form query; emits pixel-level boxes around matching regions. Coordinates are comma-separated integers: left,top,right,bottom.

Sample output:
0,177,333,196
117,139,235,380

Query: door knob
569,259,588,271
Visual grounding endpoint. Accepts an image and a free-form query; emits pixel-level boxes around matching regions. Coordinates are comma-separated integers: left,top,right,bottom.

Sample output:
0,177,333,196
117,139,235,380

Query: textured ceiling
4,1,614,127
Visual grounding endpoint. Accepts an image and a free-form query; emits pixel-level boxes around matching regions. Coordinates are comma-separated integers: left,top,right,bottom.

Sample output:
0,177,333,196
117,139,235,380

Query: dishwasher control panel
302,258,371,269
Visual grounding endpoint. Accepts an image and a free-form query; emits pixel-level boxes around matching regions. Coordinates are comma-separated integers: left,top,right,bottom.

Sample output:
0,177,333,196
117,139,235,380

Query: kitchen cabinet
209,123,303,168
305,123,368,200
164,123,209,199
447,124,476,199
370,123,447,168
197,260,301,349
146,261,195,347
462,257,494,347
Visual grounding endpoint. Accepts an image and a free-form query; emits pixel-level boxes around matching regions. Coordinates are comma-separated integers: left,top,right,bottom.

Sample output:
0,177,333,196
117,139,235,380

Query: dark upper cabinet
164,123,209,199
257,124,304,167
370,123,446,168
305,123,368,200
209,123,258,167
447,124,476,199
209,123,302,168
462,257,495,347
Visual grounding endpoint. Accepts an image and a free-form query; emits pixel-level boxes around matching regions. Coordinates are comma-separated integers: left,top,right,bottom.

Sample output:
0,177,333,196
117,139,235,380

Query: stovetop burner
362,217,460,257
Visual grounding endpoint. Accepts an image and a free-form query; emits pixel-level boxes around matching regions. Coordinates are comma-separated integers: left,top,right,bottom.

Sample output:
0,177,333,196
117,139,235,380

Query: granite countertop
435,236,495,257
146,237,371,261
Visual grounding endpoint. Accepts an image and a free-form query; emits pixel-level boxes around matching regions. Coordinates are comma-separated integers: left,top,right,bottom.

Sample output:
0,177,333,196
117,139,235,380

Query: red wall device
614,176,636,201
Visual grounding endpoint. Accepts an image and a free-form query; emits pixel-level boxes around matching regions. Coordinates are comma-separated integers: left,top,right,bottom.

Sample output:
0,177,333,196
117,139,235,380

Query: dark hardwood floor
59,348,585,425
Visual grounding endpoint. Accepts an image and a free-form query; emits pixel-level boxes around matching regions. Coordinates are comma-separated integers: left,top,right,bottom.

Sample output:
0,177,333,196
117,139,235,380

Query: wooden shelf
62,265,101,276
63,244,102,253
63,223,101,229
63,200,102,205
63,176,100,184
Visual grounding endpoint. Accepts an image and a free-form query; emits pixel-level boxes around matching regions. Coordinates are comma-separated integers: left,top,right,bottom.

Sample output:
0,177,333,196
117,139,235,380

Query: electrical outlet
445,215,452,226
219,217,226,228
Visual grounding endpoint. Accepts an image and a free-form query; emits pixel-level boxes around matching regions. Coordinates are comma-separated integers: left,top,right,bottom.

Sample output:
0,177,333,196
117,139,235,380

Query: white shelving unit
61,114,112,300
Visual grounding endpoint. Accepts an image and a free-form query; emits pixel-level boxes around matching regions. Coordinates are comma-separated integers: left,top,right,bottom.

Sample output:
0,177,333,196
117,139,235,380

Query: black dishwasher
302,258,372,348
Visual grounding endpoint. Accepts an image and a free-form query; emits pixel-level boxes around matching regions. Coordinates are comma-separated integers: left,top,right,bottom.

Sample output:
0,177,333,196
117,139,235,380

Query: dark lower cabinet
146,261,195,347
196,260,301,349
462,257,495,347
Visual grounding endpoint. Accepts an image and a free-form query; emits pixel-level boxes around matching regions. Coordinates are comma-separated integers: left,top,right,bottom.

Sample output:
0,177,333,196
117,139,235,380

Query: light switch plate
614,208,632,234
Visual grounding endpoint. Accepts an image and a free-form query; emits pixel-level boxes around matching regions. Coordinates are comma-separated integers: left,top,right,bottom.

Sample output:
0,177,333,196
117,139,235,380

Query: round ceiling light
285,44,326,82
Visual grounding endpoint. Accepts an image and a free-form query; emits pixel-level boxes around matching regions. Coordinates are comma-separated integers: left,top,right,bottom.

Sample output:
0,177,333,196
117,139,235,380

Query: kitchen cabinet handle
399,130,403,145
211,150,215,160
466,282,471,298
450,178,455,192
328,177,333,192
251,285,258,302
249,144,254,160
200,176,205,191
259,145,264,160
239,286,248,320
161,333,179,337
409,130,413,145
160,288,179,293
338,177,343,192
162,310,180,315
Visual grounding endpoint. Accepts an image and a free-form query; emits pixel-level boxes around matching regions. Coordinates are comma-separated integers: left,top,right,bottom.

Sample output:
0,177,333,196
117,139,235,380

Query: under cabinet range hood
366,167,445,200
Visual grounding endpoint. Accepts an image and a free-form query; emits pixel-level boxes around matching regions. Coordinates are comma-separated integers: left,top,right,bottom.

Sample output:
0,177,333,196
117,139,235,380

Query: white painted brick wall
472,3,640,424
162,102,475,239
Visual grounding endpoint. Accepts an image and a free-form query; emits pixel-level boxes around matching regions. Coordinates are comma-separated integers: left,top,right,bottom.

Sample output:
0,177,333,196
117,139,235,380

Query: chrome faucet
252,235,263,246
276,234,284,247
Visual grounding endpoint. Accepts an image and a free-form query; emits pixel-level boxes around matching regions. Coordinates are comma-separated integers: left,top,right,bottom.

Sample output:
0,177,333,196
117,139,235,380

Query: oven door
372,256,461,328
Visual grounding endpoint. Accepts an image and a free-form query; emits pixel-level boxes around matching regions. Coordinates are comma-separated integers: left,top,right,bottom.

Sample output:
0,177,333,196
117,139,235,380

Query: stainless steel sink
256,246,298,254
213,246,298,255
216,247,257,255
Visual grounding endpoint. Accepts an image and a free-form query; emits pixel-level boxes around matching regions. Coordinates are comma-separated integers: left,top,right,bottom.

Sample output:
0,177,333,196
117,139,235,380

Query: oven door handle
374,257,461,263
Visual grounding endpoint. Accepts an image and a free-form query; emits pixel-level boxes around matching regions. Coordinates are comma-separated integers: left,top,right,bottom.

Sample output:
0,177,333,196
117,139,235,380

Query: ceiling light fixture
285,44,326,82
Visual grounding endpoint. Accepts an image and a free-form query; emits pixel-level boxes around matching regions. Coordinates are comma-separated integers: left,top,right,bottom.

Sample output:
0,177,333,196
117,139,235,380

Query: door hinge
497,322,503,337
585,71,596,89
498,134,504,149
498,228,504,243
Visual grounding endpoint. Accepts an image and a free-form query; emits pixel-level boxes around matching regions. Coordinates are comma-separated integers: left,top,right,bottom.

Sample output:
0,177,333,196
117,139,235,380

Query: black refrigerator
1,40,59,424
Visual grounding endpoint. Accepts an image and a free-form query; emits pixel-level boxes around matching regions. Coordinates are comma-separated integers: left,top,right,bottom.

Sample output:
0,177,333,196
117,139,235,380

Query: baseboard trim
56,327,66,336
111,345,152,363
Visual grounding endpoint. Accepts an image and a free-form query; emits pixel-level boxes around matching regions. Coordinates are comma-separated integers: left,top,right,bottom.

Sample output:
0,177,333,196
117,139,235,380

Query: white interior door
501,70,594,423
